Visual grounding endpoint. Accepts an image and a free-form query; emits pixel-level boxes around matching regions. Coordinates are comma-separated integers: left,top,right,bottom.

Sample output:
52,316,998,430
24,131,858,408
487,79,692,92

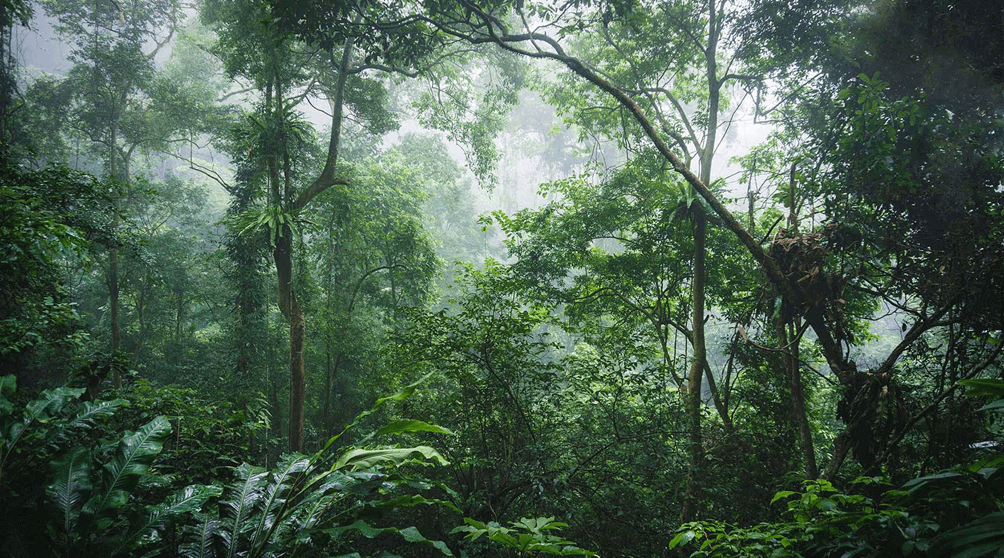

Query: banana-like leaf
47,446,93,538
6,387,85,451
66,399,127,431
180,515,221,558
221,462,268,558
84,415,170,517
315,374,432,457
25,387,85,423
116,484,223,555
375,419,455,437
333,446,448,471
249,454,310,554
326,520,454,556
928,512,1004,558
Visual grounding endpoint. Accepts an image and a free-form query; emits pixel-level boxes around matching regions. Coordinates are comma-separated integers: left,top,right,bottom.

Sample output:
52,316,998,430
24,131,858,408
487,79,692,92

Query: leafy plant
172,376,460,558
452,516,596,556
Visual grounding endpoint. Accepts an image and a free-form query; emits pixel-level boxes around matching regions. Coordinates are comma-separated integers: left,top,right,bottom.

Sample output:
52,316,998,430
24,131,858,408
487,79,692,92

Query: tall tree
204,0,410,451
39,0,182,387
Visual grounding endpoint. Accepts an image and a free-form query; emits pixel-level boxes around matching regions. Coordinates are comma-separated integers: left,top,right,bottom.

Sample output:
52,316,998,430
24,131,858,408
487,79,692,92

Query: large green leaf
315,374,431,456
333,446,448,471
47,446,93,539
375,419,455,437
84,415,171,517
116,484,223,555
221,462,268,558
928,512,1004,558
179,515,220,558
6,387,85,450
66,399,127,431
327,520,453,556
250,454,310,554
25,386,85,423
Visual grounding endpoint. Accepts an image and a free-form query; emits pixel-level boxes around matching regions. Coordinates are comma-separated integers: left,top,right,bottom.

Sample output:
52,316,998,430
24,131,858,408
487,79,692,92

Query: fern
219,462,268,558
47,446,93,539
83,415,171,517
180,515,221,558
249,454,310,555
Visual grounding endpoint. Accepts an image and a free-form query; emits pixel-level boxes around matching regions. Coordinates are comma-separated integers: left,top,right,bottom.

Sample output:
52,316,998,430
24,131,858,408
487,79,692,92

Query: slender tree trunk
778,315,818,479
682,211,707,522
109,126,122,388
274,219,306,452
175,286,184,339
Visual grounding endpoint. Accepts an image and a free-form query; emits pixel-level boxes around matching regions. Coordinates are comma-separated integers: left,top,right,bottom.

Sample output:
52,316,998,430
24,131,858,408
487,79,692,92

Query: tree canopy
1,0,1002,556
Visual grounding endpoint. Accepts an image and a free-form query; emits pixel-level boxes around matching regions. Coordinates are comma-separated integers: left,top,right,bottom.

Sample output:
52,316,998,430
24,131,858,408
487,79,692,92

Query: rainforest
1,0,1002,556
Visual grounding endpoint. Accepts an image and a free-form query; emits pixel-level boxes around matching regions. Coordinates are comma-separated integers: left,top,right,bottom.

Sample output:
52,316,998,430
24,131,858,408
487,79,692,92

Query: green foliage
453,516,596,556
673,436,1004,557
0,164,113,365
0,373,469,557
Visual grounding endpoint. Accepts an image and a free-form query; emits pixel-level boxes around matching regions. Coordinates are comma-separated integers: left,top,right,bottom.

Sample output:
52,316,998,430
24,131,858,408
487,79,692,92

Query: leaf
333,446,448,471
959,379,1004,398
669,530,696,549
249,454,310,553
221,462,269,558
116,484,223,555
928,512,1004,558
179,515,220,558
375,419,455,437
976,399,1004,413
47,446,93,538
25,387,85,423
771,491,796,504
327,520,453,556
66,399,127,430
315,375,432,457
84,415,171,517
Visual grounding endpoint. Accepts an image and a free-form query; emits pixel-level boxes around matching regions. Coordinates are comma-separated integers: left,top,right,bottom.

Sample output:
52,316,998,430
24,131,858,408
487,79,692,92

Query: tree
203,0,422,452
390,0,1004,485
37,0,183,388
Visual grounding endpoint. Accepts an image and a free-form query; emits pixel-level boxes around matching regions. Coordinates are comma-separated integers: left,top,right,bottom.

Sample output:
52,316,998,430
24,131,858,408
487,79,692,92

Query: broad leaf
221,462,268,558
375,419,455,437
25,387,85,423
66,399,127,431
327,520,453,556
333,446,448,471
179,515,220,558
315,374,432,456
250,454,310,553
117,484,223,555
84,415,170,516
47,446,93,538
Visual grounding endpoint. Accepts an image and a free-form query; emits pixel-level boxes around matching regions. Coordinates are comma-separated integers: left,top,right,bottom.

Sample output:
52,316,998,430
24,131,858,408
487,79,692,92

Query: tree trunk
779,315,818,479
682,210,707,522
109,123,122,388
274,228,306,452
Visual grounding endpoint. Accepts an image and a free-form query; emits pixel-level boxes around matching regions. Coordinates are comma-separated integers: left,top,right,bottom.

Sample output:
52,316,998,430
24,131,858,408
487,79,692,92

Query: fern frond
46,446,93,538
84,415,171,516
180,515,221,558
221,462,268,558
249,454,310,554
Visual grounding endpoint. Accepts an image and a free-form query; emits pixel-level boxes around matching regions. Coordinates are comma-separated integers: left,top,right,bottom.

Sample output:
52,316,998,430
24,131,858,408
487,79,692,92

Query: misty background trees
1,0,1002,556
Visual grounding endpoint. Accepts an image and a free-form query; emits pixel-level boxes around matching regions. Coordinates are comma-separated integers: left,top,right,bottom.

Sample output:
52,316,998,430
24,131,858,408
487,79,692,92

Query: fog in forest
1,1,1002,557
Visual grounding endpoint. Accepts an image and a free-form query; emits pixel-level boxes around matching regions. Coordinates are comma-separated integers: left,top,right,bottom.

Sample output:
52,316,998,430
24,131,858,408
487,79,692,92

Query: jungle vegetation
1,0,1002,556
